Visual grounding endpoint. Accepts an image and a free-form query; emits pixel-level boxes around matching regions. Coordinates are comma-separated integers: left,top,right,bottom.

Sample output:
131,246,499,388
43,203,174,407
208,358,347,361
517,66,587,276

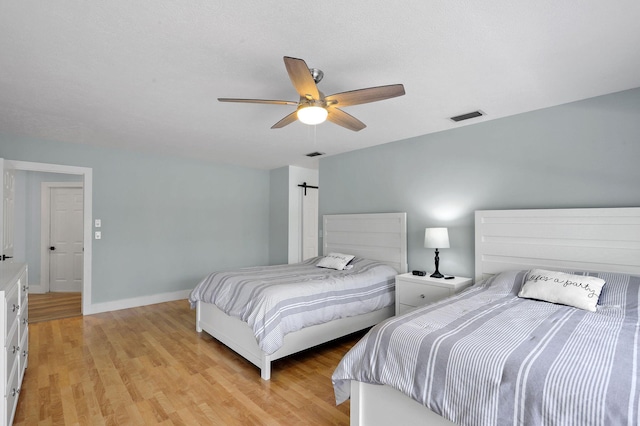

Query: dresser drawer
4,284,19,340
19,331,28,381
19,294,28,342
397,281,452,308
5,362,19,426
5,327,19,377
18,271,28,305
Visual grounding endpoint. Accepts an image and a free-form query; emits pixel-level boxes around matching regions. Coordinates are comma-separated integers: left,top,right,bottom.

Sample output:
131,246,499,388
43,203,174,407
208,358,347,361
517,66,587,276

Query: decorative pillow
518,269,606,312
317,253,355,270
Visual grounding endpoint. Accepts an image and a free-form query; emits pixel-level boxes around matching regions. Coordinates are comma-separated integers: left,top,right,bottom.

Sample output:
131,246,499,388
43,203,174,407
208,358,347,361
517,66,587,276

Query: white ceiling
1,1,639,170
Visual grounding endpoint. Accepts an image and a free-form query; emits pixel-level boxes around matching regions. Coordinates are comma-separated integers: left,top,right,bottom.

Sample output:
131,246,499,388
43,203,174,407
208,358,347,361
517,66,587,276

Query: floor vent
306,151,325,157
450,110,484,122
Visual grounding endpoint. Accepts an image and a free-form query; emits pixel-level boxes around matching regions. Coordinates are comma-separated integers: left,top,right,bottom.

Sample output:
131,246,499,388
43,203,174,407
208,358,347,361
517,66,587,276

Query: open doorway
29,181,84,321
7,160,93,316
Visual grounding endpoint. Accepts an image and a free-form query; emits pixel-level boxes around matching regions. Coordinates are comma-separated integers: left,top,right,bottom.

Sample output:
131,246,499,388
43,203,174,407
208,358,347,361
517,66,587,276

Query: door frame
38,182,84,294
6,160,92,315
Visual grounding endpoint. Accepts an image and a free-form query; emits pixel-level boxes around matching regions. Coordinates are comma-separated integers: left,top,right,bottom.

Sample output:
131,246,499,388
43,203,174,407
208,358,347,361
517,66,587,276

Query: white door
301,188,319,260
2,167,15,261
49,187,84,292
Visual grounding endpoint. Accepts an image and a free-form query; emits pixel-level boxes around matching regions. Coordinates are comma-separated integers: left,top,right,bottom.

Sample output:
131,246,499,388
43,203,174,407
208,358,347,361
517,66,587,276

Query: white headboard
323,212,408,273
475,207,640,282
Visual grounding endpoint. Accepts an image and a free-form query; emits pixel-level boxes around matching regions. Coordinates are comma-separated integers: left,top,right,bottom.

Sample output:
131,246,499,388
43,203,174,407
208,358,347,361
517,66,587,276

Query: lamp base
430,248,444,278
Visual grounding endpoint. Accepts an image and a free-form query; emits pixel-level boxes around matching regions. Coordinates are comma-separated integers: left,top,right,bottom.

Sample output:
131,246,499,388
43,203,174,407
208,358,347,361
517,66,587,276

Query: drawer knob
420,294,425,298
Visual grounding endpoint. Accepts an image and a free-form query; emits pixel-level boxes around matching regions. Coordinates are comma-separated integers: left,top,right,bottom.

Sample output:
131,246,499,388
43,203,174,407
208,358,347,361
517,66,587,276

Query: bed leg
260,367,271,380
195,301,203,332
260,354,271,380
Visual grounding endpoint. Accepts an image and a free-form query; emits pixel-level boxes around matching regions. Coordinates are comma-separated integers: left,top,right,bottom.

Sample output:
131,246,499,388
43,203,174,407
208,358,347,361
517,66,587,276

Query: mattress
332,269,640,426
189,257,397,354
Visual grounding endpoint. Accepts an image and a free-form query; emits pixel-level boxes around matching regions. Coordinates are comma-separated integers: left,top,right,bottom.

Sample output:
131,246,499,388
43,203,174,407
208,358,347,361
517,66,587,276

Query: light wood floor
28,292,82,323
14,300,362,425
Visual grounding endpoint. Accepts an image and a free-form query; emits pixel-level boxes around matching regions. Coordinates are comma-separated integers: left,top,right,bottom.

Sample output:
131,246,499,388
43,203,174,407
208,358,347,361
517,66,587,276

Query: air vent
450,110,484,122
306,151,325,157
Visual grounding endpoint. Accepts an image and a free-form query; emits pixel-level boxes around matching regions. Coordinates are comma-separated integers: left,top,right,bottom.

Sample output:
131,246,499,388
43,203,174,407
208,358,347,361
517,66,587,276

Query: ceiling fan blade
325,84,405,107
283,56,320,100
271,111,299,129
218,98,298,106
326,108,366,132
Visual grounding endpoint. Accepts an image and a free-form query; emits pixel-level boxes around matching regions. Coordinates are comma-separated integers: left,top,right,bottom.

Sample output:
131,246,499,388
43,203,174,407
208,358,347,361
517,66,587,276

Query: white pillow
317,253,355,270
518,269,606,312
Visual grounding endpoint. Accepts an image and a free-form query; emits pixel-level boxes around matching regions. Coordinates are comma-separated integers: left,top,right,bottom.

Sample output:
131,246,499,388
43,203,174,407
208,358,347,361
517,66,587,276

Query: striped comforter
189,257,397,355
333,270,640,426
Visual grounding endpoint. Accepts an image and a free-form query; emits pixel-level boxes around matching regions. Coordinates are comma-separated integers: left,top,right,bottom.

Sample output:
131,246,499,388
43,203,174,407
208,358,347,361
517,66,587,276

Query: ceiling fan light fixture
297,106,328,125
219,56,405,131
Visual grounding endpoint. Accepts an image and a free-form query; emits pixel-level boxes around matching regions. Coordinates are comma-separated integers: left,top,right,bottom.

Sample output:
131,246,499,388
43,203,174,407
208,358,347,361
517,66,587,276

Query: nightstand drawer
398,282,452,308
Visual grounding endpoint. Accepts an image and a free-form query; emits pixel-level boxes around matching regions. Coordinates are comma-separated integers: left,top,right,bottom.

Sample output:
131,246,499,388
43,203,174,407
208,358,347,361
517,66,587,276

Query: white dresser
0,263,28,426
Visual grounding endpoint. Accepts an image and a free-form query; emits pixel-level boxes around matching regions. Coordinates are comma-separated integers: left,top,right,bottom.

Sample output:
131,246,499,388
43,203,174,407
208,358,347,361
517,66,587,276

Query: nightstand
395,273,472,316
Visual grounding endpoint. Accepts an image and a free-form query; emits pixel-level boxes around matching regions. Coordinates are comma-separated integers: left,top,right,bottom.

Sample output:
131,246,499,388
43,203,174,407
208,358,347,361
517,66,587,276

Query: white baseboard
28,284,46,294
85,289,192,315
29,280,81,293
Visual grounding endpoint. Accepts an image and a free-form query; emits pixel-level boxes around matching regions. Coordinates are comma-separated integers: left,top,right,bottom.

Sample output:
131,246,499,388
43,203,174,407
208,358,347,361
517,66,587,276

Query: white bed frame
349,207,640,426
195,212,407,380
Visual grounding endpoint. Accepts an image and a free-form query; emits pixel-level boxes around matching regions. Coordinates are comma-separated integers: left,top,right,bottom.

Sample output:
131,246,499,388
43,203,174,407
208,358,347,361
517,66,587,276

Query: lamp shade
297,106,328,125
424,227,450,249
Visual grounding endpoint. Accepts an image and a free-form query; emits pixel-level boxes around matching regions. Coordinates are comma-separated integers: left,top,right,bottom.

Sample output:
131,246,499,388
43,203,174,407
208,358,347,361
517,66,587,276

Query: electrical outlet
95,231,102,240
95,219,101,227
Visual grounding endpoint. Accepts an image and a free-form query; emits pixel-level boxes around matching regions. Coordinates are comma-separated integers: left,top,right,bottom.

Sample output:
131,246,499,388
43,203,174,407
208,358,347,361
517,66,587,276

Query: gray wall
269,166,289,265
319,88,640,279
1,135,271,304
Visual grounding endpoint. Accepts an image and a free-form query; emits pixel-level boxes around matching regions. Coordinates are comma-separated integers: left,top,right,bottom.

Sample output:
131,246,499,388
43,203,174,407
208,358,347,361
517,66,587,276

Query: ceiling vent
450,110,485,122
306,151,325,157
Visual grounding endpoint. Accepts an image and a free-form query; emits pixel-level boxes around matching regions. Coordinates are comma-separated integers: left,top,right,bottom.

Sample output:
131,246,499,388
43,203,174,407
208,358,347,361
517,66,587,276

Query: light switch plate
95,231,102,240
95,219,101,228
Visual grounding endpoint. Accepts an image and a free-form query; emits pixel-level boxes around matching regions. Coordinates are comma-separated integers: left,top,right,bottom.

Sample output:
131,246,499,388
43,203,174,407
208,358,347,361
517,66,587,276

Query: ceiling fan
218,56,405,132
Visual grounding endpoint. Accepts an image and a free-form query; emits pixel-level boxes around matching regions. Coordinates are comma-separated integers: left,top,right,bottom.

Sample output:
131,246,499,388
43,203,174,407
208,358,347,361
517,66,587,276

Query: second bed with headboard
334,207,640,426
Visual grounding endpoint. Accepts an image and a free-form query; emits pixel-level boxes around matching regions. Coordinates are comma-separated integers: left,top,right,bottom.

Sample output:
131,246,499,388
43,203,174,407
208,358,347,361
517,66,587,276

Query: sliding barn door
301,188,318,260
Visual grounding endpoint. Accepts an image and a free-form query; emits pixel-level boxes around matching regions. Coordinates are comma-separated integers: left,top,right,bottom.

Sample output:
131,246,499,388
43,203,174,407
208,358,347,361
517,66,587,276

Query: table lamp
424,227,450,278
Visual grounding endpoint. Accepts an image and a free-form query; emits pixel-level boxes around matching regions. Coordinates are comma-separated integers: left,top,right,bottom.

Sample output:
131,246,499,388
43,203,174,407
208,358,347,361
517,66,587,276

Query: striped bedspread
189,257,397,355
333,270,640,426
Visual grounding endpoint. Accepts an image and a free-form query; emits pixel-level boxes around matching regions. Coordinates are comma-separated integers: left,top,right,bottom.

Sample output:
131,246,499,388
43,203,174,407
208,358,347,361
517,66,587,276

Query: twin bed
336,207,640,426
190,207,640,426
189,212,407,380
